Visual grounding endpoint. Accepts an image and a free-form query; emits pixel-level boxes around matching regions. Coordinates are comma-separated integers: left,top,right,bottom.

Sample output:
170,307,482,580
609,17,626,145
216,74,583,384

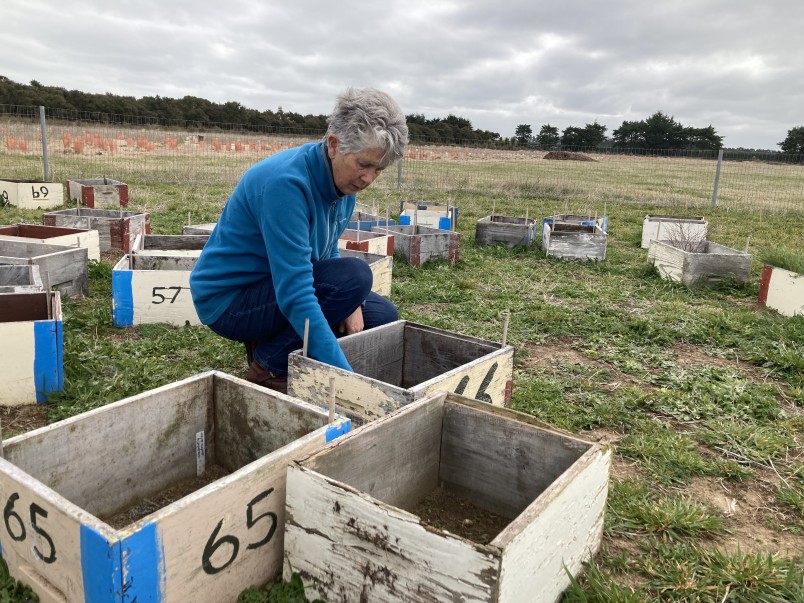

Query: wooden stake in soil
385,206,390,236
302,318,310,357
328,375,336,423
501,310,510,347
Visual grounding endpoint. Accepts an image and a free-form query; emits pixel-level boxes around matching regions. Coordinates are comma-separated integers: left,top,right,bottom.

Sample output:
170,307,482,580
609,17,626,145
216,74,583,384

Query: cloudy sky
3,1,802,150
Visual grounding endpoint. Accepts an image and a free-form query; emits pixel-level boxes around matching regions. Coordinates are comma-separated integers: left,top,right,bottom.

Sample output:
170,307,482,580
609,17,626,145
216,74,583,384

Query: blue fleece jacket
189,141,356,370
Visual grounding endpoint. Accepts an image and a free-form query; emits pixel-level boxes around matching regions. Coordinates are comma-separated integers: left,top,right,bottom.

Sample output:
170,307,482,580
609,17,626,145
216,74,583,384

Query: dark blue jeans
207,256,397,375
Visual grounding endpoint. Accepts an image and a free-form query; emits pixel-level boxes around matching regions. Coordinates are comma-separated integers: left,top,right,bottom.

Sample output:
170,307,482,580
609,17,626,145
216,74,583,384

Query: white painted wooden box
475,215,538,248
0,264,43,294
542,222,607,261
373,224,460,266
288,320,513,425
182,223,217,235
43,208,151,253
338,229,394,256
347,211,395,231
284,391,611,603
112,250,201,327
338,248,393,297
641,215,707,249
647,239,752,287
758,265,804,317
0,371,351,603
0,223,101,262
0,179,64,210
400,201,459,230
0,239,88,297
66,178,129,208
0,290,63,405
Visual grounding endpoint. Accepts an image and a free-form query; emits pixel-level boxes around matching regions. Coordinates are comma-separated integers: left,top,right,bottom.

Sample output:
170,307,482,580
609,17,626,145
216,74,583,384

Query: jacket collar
318,140,345,200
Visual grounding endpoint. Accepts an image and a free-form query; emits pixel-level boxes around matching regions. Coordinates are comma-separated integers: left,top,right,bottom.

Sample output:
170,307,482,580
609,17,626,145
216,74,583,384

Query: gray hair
326,88,409,167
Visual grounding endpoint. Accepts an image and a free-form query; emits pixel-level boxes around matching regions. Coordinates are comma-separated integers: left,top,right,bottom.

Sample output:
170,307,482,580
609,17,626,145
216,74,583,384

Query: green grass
0,160,802,601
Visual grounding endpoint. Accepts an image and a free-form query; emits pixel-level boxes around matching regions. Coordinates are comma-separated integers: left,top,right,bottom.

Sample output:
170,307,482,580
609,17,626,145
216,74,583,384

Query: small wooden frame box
475,215,538,248
647,240,752,287
66,178,129,208
0,371,351,603
182,223,217,235
288,320,513,425
43,208,151,253
758,265,804,317
373,224,460,266
338,229,394,256
347,212,396,231
641,215,707,249
339,248,393,297
0,290,63,405
542,222,607,261
542,213,608,234
400,201,459,230
284,391,611,603
133,233,210,252
112,249,202,327
0,223,101,261
0,179,64,210
0,239,88,297
0,264,43,294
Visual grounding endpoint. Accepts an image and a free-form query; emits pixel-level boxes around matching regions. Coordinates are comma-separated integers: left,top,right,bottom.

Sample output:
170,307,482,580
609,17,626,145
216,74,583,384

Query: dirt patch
102,464,230,529
0,405,50,438
543,151,597,162
411,485,511,545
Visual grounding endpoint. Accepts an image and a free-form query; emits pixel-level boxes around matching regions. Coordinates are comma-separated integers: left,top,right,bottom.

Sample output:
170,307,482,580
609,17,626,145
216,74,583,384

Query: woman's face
327,135,386,195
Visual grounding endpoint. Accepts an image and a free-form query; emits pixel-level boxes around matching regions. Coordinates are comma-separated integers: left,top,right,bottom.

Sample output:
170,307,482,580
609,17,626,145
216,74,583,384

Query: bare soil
412,485,511,545
544,151,597,162
0,404,50,438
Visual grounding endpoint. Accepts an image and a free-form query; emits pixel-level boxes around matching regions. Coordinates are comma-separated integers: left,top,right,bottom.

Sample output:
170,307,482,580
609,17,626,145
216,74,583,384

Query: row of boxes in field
0,368,610,603
1,178,128,210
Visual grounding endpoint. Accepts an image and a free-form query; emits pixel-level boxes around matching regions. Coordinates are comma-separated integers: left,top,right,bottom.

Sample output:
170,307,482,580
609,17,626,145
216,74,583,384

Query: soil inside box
411,485,511,545
102,464,230,529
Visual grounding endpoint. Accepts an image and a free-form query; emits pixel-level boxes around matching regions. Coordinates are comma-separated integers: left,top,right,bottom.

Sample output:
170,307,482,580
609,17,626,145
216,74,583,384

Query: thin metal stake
302,318,310,357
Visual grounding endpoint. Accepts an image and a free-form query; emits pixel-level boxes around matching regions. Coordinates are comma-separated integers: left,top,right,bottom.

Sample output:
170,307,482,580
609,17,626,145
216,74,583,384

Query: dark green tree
779,126,804,155
536,124,560,148
514,124,533,146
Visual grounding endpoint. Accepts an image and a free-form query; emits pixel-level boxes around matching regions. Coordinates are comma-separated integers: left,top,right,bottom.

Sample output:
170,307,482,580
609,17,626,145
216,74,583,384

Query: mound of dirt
543,151,597,162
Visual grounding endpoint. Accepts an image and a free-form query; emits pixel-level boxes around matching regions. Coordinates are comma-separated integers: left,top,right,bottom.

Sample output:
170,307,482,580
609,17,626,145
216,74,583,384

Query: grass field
0,158,802,601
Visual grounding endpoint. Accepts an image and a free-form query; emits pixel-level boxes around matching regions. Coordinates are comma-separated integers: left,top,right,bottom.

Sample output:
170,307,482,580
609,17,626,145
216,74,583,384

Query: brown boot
245,361,288,394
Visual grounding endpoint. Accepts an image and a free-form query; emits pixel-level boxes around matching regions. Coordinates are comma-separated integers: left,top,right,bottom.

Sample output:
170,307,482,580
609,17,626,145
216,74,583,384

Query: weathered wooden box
133,233,210,252
43,208,151,253
338,229,394,256
0,239,88,297
0,290,63,405
347,212,395,231
0,371,351,603
339,248,393,297
641,215,707,249
66,178,129,208
112,249,201,327
647,240,752,287
400,201,458,230
758,265,804,317
182,223,217,235
542,213,608,236
542,222,607,261
288,320,513,425
284,391,611,603
0,179,64,210
0,223,101,261
0,264,43,293
373,224,460,266
475,215,538,248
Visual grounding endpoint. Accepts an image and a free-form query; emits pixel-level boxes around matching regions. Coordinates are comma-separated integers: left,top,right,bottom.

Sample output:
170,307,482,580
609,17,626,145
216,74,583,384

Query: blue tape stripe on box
120,522,164,602
33,319,63,403
112,269,134,327
80,525,122,603
326,419,351,442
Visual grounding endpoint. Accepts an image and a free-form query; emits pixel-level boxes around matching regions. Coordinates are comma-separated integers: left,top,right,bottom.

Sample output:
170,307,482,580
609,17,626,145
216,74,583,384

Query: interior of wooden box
0,292,49,322
130,253,200,270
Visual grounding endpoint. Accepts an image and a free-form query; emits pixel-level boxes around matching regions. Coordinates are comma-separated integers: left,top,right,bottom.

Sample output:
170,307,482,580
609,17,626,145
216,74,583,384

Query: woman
190,88,408,393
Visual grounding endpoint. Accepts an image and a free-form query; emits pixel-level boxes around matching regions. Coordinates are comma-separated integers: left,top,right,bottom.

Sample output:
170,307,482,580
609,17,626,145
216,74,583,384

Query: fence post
710,149,723,208
39,106,51,181
397,159,402,190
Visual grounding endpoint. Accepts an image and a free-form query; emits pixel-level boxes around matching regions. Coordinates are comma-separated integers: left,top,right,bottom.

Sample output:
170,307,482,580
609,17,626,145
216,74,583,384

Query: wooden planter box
0,371,351,603
339,249,393,297
0,239,88,297
112,250,201,327
0,179,64,210
288,320,513,425
133,233,210,251
0,264,43,294
475,215,538,248
641,215,707,249
182,223,217,235
338,229,394,256
400,201,458,230
542,213,608,235
43,208,151,253
647,240,752,287
758,265,804,317
0,223,101,261
373,224,460,266
347,212,395,231
0,291,63,405
542,222,607,261
284,391,611,603
66,178,129,208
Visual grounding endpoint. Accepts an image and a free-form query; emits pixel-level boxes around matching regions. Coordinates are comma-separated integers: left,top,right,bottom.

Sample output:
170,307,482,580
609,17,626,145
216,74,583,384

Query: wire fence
2,105,802,215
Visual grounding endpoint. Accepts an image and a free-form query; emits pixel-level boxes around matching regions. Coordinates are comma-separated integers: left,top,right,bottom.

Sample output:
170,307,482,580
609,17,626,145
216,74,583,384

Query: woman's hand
338,305,364,335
